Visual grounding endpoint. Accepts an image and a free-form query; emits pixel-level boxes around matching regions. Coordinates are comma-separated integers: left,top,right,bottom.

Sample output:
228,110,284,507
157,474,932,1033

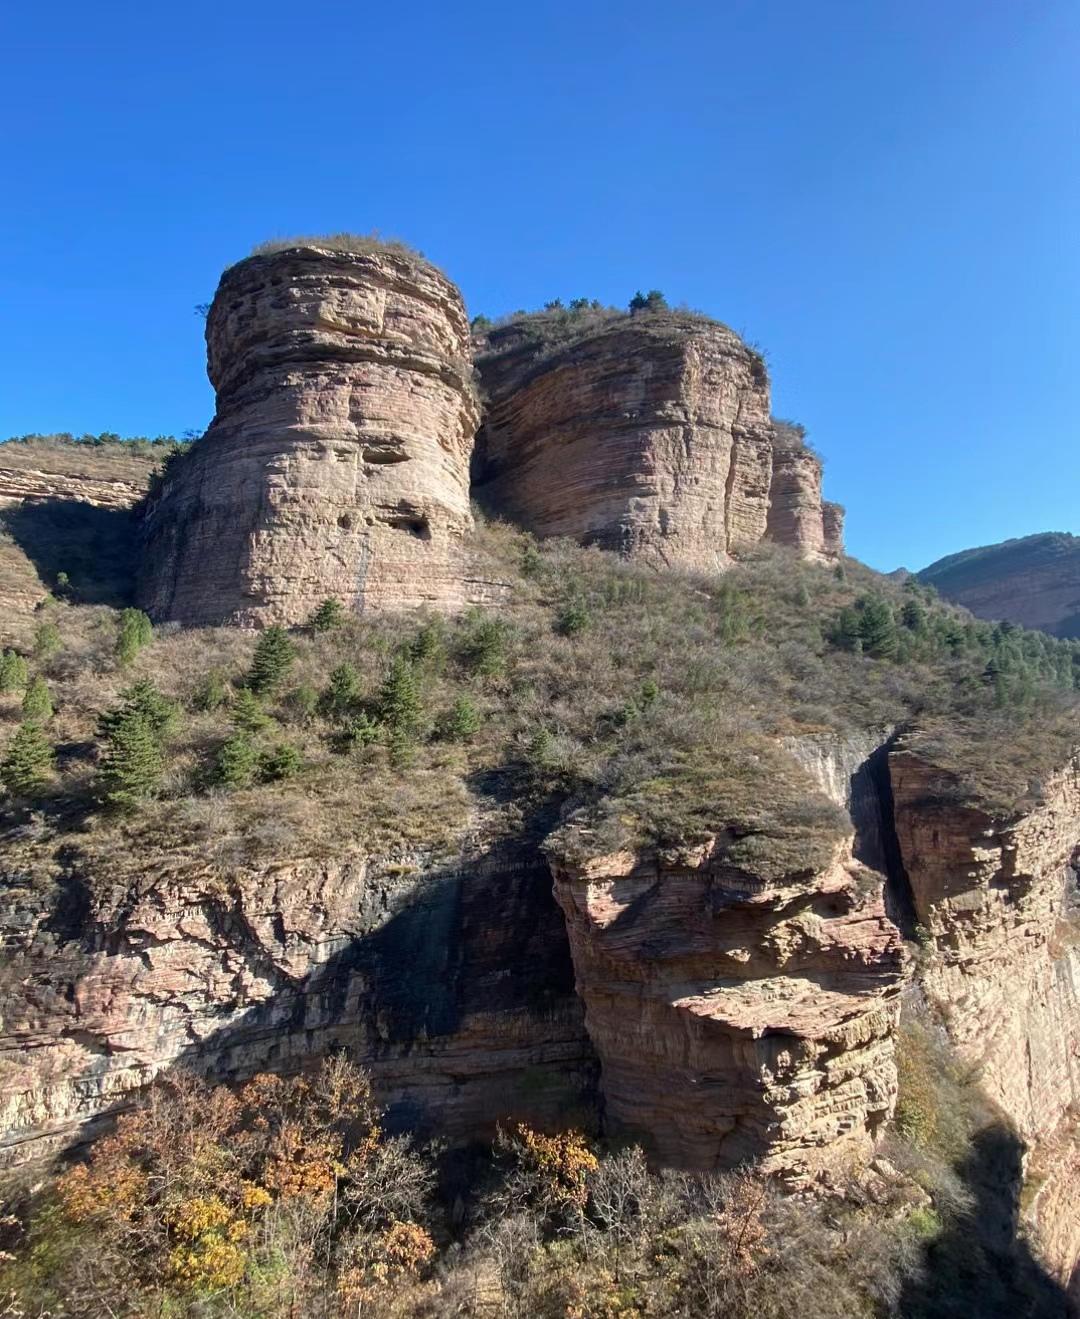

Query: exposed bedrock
0,838,595,1168
890,741,1080,1291
138,246,481,627
473,315,843,571
548,824,906,1181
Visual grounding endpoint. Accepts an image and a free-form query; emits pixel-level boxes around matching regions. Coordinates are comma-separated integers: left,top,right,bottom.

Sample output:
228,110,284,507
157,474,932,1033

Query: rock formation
0,440,156,621
918,532,1080,639
138,245,481,627
473,313,843,571
548,744,905,1182
0,834,594,1167
890,740,1080,1295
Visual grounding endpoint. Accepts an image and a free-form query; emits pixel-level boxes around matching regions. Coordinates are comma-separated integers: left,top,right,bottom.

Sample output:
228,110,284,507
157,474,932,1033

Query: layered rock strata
473,315,843,571
0,839,594,1167
890,742,1080,1293
548,820,906,1180
138,246,480,627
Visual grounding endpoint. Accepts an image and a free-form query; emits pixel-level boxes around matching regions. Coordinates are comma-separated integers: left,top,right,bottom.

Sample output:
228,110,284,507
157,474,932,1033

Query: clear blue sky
3,1,1077,571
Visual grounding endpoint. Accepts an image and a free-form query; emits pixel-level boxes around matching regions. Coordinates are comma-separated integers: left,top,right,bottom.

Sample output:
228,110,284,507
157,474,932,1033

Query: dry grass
247,232,437,272
0,434,173,483
1,517,1077,886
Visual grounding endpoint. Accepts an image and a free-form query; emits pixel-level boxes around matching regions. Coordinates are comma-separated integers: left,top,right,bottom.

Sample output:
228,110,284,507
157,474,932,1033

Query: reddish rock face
139,246,480,627
548,834,906,1182
0,839,595,1167
473,314,843,572
890,742,1080,1291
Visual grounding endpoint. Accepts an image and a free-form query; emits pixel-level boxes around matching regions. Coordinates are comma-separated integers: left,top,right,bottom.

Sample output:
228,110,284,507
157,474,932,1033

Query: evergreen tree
638,677,659,709
248,627,295,696
260,742,303,783
285,683,319,724
231,687,273,734
1,721,54,797
307,598,346,633
900,599,928,633
376,656,423,738
858,598,897,658
318,663,361,722
410,617,447,668
33,620,61,661
832,607,863,653
556,597,590,637
213,733,259,789
99,679,178,742
332,711,380,754
439,695,481,743
0,650,29,694
193,670,230,713
21,676,53,722
116,608,153,665
98,710,163,809
459,614,509,677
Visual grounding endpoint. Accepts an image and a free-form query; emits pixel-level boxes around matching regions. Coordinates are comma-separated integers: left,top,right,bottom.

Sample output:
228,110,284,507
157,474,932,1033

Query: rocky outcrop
547,759,906,1181
138,246,481,627
0,837,594,1167
0,467,147,512
822,501,846,560
918,533,1080,639
765,426,844,564
473,315,842,571
890,742,1080,1293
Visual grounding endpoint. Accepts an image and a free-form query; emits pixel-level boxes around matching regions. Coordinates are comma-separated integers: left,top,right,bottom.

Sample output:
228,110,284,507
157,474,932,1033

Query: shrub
438,694,482,742
307,597,347,633
115,607,153,665
1,721,54,796
318,662,362,722
285,682,319,724
260,742,303,783
213,733,259,789
32,619,61,661
556,597,590,636
458,612,509,678
21,676,53,722
193,669,230,712
248,626,295,696
231,687,273,734
0,649,29,693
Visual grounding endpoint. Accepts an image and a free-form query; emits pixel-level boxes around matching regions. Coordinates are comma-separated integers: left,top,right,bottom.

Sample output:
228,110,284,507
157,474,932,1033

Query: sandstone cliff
0,832,594,1167
890,740,1080,1295
0,439,158,621
473,313,843,570
918,532,1080,639
139,245,481,627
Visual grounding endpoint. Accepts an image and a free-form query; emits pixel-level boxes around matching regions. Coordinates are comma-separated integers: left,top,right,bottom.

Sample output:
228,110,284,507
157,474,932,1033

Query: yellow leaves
336,1220,436,1306
262,1120,341,1202
57,1158,148,1226
165,1196,250,1292
516,1124,599,1208
239,1180,273,1211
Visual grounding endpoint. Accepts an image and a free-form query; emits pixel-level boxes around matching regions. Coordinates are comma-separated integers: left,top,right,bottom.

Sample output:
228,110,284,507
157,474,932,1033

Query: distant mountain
918,532,1080,638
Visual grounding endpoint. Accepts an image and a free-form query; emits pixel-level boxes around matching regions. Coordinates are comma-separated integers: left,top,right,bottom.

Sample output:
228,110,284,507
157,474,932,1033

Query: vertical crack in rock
138,245,481,626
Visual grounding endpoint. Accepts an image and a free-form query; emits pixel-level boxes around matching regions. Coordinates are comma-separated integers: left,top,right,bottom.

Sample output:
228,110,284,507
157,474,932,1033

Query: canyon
1,241,1079,1305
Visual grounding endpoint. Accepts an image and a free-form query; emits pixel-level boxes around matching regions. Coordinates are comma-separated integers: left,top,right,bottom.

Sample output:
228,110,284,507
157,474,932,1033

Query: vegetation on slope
1,520,1078,892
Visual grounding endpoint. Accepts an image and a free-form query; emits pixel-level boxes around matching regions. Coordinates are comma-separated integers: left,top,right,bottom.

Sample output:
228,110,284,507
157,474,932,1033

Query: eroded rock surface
139,246,481,627
0,839,594,1167
473,315,842,571
890,742,1080,1292
548,825,905,1181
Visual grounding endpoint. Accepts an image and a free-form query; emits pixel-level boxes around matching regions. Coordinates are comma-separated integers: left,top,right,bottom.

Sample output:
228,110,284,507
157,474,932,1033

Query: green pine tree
260,742,303,783
307,598,346,633
900,599,928,633
116,608,153,665
21,676,53,722
248,626,295,696
439,695,482,743
376,656,423,737
99,679,179,743
32,620,61,661
0,650,29,694
231,687,273,734
858,598,897,658
459,613,508,678
318,663,361,722
556,597,590,637
98,710,164,809
1,721,54,797
213,733,259,789
410,617,447,668
193,670,230,712
832,607,863,653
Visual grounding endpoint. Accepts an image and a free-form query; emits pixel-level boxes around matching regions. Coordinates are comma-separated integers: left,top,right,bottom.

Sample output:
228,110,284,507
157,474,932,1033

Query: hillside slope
918,533,1080,639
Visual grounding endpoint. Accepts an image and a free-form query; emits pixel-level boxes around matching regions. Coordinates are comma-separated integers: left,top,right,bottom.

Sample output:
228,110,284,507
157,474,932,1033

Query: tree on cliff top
629,289,668,314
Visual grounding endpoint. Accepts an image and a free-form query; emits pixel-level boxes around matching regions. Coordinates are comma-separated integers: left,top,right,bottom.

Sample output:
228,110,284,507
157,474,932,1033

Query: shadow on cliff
1,498,141,605
150,789,598,1141
899,1123,1074,1318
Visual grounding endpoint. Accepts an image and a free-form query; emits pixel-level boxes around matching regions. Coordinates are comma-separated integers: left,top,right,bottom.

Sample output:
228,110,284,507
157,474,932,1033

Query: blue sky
3,0,1077,571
